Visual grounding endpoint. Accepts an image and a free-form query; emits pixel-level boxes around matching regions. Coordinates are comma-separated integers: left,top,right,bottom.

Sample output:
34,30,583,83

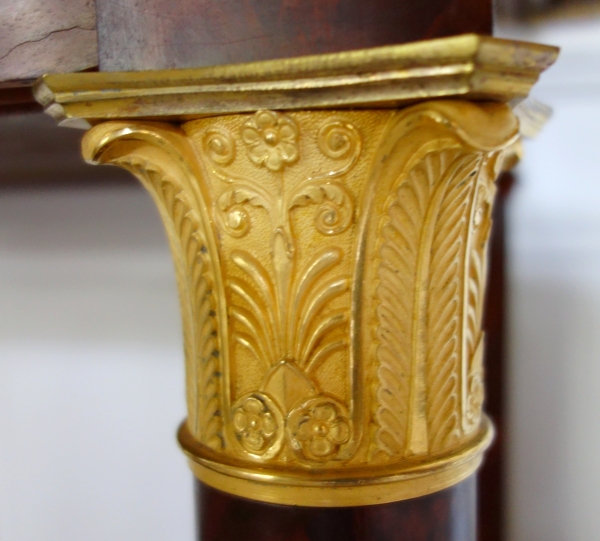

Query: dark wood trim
196,476,476,541
95,0,492,71
478,172,515,541
0,86,42,116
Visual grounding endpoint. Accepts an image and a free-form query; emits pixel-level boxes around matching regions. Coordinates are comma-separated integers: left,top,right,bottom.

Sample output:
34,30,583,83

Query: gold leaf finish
82,100,518,506
34,35,557,126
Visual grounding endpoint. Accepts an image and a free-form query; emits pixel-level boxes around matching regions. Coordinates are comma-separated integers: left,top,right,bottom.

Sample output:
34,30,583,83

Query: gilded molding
34,34,558,128
81,100,518,506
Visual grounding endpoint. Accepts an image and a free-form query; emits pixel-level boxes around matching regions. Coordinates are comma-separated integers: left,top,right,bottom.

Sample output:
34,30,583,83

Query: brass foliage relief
82,102,517,476
372,150,484,460
82,125,225,452
366,103,511,464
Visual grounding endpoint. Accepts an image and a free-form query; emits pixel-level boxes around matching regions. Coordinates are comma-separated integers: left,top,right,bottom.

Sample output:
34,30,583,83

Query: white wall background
499,17,600,541
0,188,194,541
0,17,599,541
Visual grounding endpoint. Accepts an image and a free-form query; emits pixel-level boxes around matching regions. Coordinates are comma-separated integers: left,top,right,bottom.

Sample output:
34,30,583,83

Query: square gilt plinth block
35,34,557,508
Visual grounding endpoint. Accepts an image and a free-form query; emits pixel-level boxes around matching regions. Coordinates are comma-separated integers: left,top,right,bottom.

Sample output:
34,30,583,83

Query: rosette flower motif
232,393,283,458
288,397,350,461
242,111,299,171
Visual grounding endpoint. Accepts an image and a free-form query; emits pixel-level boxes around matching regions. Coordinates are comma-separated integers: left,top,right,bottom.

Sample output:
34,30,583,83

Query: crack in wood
0,26,96,63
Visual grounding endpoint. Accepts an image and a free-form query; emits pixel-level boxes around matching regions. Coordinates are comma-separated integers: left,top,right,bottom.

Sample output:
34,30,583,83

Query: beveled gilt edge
178,416,494,507
33,34,558,129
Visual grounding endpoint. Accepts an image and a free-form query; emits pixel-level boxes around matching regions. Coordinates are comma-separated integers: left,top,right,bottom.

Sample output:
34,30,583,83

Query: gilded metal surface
34,34,558,128
81,100,518,505
180,416,493,506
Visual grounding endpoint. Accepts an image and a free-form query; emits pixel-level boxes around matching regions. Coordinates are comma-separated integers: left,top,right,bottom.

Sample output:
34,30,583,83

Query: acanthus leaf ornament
81,122,228,452
82,101,520,506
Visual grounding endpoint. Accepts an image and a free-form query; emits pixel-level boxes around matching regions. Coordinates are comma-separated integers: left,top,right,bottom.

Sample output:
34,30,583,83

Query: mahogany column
34,3,557,540
90,7,495,536
478,173,515,541
197,478,476,541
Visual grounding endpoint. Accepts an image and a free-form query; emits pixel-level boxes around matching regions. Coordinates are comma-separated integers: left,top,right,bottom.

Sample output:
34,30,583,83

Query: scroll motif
204,112,357,247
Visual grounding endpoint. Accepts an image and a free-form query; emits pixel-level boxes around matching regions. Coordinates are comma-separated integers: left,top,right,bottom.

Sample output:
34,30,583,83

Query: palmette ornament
37,34,558,507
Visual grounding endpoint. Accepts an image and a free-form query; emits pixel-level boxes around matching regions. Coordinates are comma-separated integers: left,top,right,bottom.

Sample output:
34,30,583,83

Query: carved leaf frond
373,163,432,459
197,348,223,451
299,312,347,364
229,276,275,353
295,277,349,368
229,305,273,370
83,122,230,449
466,249,484,357
231,250,276,311
306,340,347,375
426,153,480,451
463,182,495,432
83,121,228,452
234,332,264,368
291,248,341,325
118,155,224,451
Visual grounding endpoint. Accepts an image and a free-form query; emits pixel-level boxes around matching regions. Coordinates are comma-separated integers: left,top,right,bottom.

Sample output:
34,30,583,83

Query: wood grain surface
96,0,492,71
0,0,98,85
196,477,476,541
